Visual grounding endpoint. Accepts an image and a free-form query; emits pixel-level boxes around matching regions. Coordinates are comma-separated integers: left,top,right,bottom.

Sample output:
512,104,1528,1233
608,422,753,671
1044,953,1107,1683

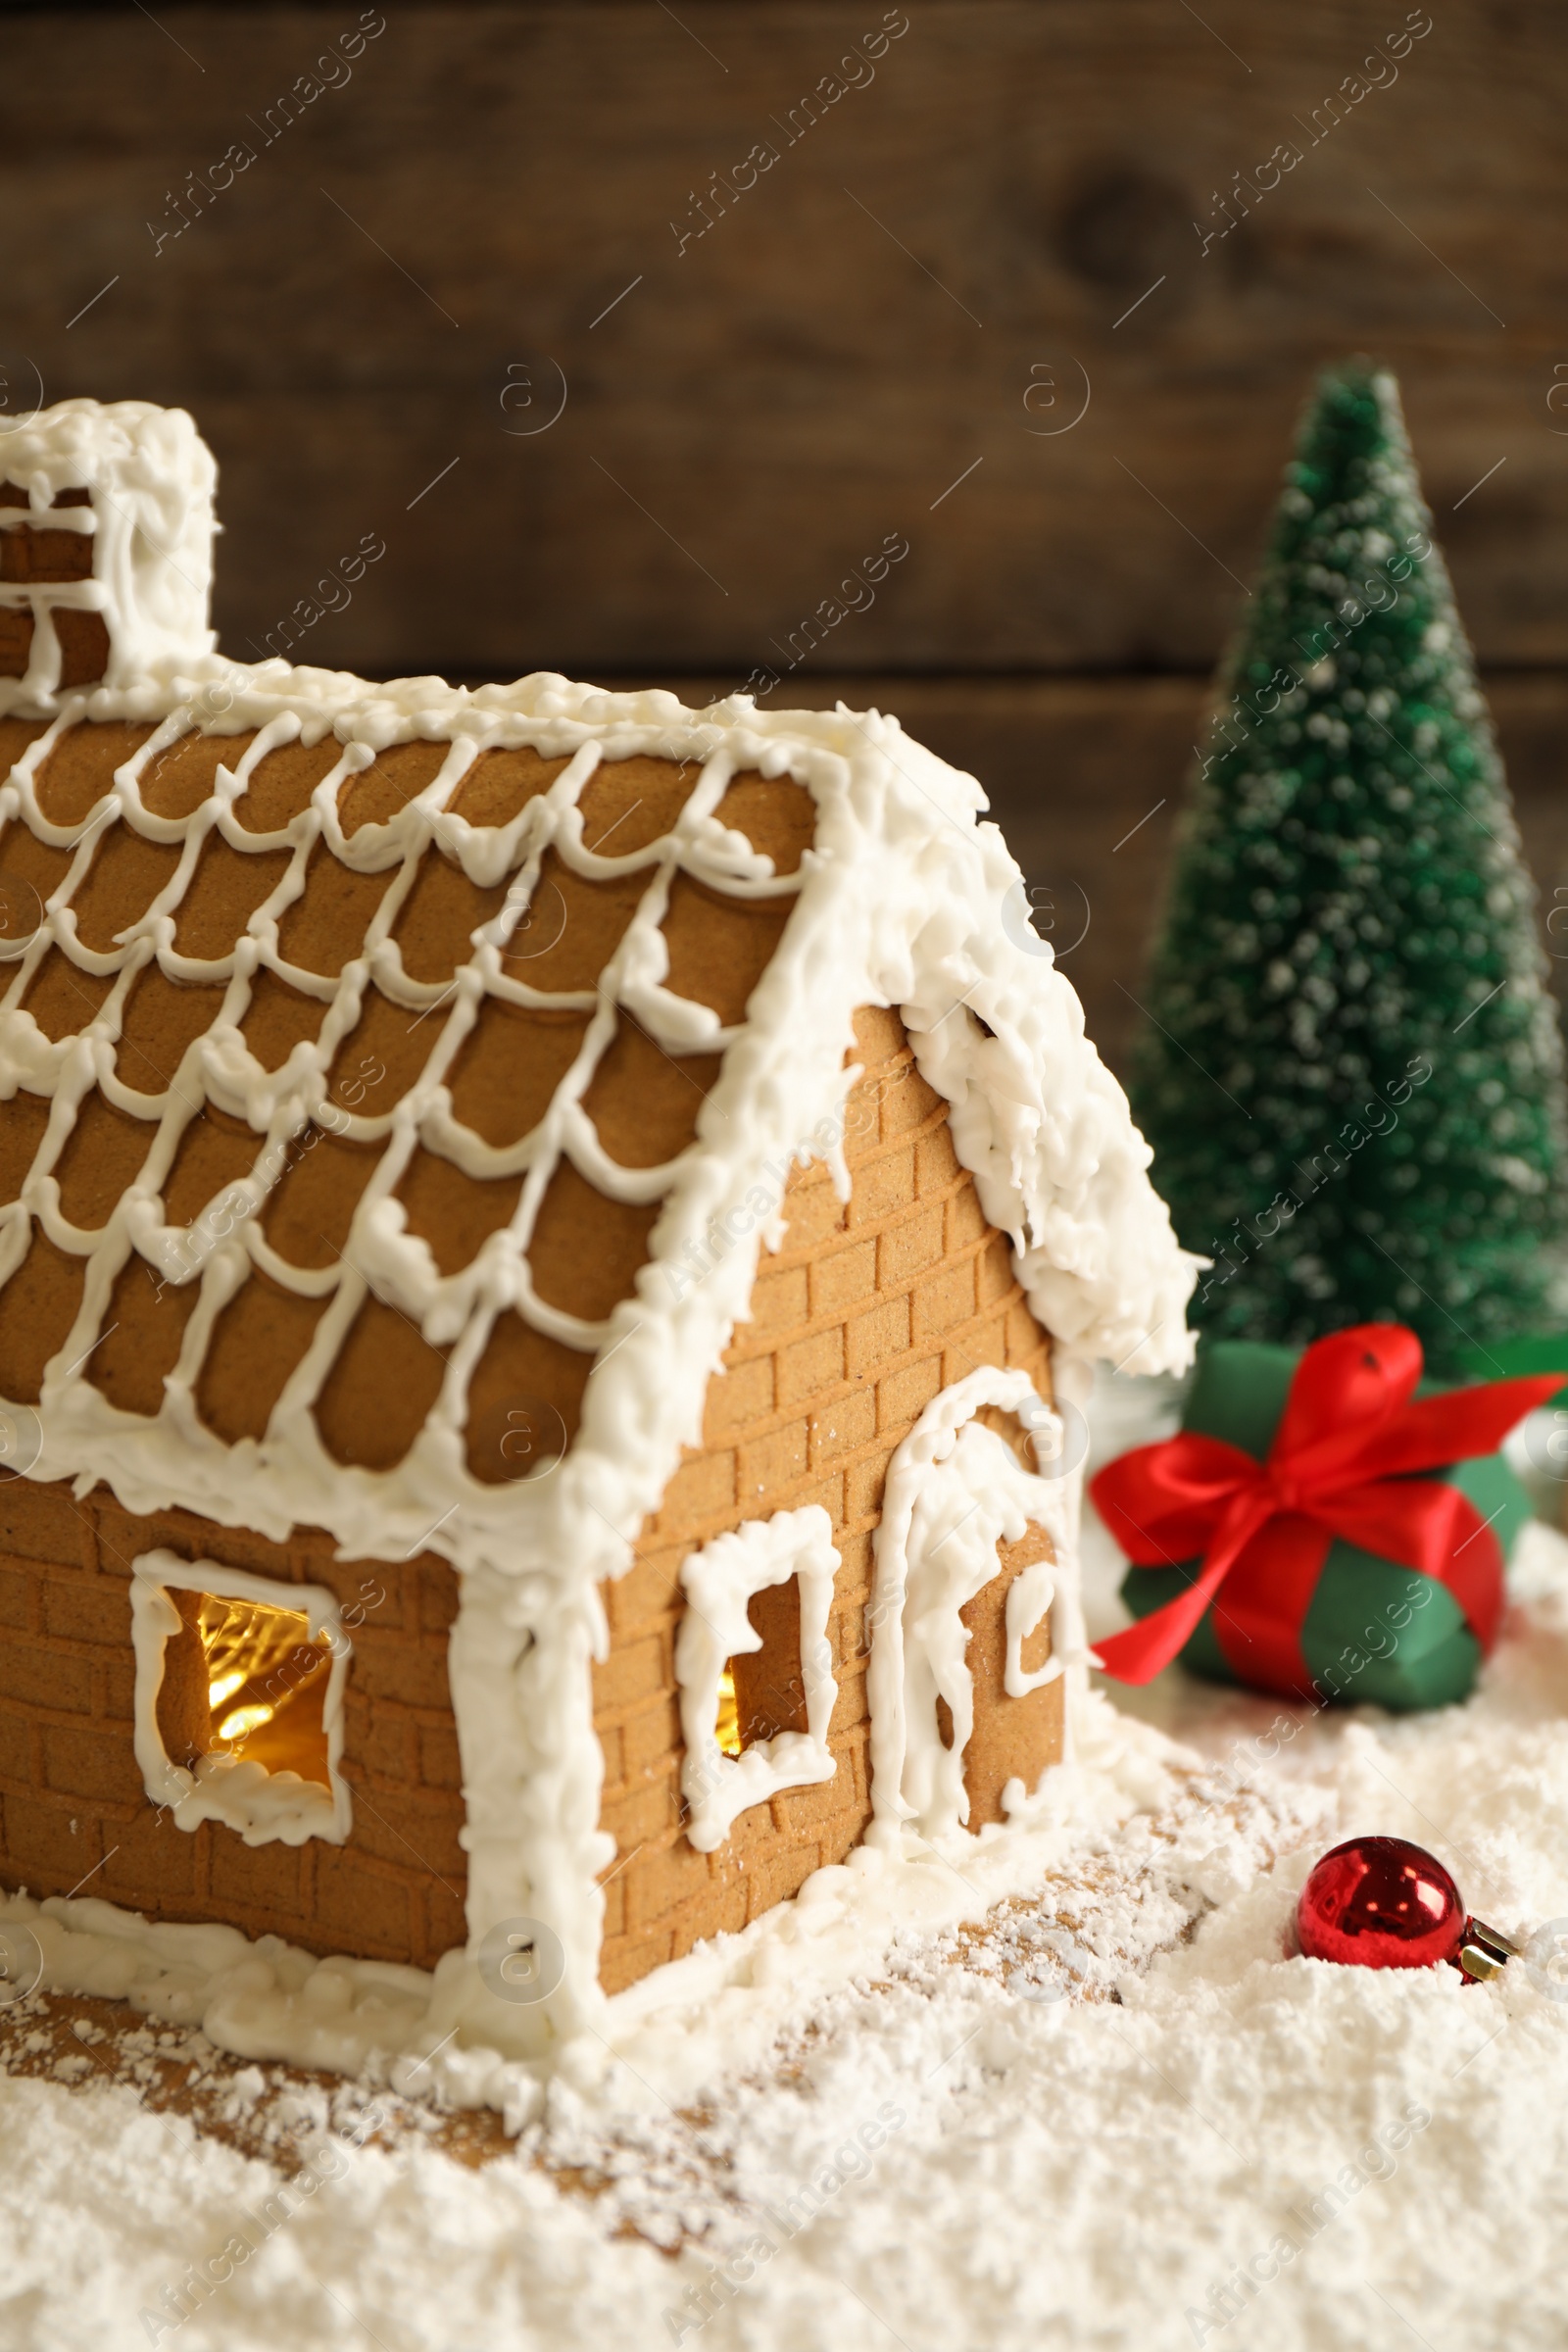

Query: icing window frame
674,1505,840,1852
129,1548,353,1848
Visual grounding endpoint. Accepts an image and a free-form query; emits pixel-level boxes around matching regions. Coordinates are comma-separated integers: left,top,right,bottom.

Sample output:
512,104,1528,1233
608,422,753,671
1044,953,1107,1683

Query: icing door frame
865,1366,1080,1842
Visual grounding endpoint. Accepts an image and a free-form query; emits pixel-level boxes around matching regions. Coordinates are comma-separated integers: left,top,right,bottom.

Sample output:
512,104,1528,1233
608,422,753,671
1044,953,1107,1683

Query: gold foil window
197,1592,333,1786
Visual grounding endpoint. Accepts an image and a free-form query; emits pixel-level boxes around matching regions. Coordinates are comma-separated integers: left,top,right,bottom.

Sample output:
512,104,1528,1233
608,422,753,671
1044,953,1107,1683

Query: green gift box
1112,1339,1536,1711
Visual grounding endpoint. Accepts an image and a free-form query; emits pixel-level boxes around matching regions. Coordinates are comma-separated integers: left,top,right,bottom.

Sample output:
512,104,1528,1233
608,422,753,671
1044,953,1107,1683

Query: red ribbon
1091,1324,1563,1695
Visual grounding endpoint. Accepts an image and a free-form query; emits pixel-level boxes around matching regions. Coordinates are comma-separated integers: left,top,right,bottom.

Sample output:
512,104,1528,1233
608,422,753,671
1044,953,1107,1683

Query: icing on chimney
0,398,217,712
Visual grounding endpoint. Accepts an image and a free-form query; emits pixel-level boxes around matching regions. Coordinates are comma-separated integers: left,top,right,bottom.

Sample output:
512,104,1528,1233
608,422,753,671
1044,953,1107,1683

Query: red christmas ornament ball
1296,1836,1466,1971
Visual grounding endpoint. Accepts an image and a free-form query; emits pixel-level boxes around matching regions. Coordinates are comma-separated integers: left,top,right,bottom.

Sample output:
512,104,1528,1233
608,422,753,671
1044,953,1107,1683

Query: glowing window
714,1665,743,1759
199,1592,333,1770
675,1506,840,1852
129,1550,352,1846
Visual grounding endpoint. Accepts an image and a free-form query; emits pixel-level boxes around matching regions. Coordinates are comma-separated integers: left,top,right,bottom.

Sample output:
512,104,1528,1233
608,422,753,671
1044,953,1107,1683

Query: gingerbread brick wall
0,1475,466,1970
593,1006,1055,1994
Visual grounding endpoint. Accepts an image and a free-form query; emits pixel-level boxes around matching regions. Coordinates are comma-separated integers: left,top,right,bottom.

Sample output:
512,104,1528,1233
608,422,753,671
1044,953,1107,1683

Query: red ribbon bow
1091,1324,1563,1695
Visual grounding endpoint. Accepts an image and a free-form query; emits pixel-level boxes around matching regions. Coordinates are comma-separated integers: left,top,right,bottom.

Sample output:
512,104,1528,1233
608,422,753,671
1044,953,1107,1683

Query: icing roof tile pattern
0,710,803,1493
0,666,1197,1586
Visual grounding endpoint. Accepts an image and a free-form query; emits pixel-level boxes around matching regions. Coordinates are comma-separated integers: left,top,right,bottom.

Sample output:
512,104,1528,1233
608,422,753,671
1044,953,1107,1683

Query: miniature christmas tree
1130,360,1568,1373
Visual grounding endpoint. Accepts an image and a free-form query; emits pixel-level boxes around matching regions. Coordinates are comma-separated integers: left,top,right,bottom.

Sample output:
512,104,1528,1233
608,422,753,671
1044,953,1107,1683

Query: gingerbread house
0,399,1196,2066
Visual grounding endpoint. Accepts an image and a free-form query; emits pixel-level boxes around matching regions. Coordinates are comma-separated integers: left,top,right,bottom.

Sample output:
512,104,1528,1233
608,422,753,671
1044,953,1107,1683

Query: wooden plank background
2,1,1564,1069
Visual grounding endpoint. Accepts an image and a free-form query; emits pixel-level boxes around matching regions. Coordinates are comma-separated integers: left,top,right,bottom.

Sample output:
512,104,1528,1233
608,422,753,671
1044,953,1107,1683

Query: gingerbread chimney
0,398,217,711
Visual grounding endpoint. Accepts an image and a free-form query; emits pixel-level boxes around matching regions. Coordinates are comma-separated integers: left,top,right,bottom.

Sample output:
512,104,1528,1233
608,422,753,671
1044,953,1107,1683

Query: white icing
128,1549,351,1846
441,1569,611,2054
675,1505,839,1851
866,1368,1088,1842
1004,1556,1060,1697
0,399,1197,2046
0,399,216,706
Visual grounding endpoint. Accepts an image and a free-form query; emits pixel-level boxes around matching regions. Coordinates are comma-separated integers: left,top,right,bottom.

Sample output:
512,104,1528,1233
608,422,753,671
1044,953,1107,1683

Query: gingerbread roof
0,404,1197,1590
